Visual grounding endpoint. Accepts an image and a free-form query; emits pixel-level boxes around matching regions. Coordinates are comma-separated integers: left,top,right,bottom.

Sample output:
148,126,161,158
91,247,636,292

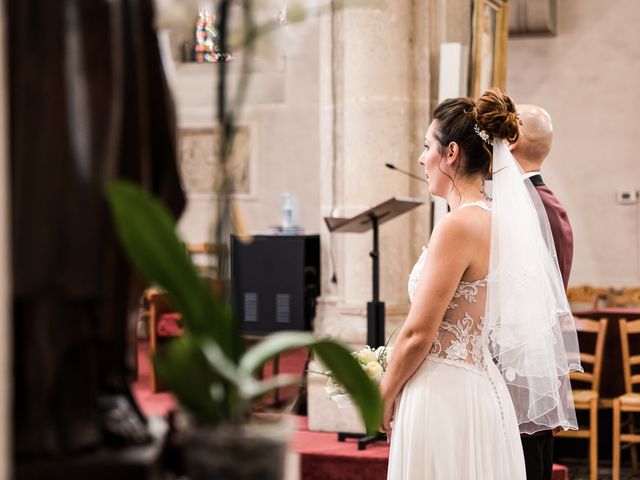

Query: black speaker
231,234,320,335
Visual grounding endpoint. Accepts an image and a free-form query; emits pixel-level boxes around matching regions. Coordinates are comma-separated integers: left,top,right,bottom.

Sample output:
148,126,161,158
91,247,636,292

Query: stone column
308,0,432,433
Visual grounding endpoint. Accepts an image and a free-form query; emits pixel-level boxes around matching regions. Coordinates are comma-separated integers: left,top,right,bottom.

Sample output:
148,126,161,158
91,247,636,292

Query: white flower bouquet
323,345,391,409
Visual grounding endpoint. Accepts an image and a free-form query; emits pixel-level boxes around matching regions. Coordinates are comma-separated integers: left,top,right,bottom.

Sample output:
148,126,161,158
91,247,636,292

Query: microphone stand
325,195,424,451
384,163,428,184
386,162,436,230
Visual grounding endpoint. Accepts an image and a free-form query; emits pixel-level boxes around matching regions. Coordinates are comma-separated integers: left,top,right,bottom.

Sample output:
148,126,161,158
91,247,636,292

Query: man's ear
445,142,460,167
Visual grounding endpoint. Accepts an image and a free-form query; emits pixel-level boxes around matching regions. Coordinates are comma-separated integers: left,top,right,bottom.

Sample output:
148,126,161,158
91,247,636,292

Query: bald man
510,105,574,480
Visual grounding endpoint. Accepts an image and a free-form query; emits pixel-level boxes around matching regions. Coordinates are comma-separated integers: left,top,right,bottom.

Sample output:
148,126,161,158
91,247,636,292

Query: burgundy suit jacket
530,175,574,290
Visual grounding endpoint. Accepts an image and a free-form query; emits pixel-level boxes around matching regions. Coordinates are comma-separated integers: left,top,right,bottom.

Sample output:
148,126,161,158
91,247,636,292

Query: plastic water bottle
280,192,295,233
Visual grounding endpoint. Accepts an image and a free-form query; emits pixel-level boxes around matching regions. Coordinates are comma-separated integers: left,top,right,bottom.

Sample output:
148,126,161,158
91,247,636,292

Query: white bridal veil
485,140,582,434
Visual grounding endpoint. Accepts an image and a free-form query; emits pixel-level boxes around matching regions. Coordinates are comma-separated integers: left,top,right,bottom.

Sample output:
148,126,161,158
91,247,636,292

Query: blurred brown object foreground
8,0,184,475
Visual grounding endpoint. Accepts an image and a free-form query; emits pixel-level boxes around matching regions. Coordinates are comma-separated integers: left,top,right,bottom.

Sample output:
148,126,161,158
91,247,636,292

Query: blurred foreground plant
106,181,382,433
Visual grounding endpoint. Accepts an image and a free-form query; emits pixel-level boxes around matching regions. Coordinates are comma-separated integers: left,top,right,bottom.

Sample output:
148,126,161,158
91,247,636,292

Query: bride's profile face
419,120,452,198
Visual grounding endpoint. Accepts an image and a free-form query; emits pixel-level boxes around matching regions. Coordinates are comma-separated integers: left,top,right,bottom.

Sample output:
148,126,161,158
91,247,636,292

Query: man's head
510,104,553,172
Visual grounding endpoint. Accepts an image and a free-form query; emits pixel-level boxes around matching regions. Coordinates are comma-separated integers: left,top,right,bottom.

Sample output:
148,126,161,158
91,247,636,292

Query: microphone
385,163,428,183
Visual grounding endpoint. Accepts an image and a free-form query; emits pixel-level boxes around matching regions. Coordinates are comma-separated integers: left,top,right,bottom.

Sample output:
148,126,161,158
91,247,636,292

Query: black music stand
325,196,424,450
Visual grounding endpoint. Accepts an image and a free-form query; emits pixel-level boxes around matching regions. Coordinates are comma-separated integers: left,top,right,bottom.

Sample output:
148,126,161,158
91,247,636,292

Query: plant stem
215,0,231,247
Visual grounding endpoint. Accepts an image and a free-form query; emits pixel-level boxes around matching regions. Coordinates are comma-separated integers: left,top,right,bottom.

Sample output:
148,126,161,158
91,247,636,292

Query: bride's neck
445,176,486,210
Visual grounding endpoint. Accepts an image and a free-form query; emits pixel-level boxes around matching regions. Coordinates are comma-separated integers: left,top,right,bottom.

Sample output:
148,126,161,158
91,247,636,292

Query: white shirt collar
522,171,541,179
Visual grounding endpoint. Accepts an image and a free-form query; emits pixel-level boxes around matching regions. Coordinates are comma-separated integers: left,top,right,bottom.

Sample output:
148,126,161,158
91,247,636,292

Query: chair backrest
567,285,608,310
570,316,608,392
186,243,229,279
619,318,640,393
607,288,640,308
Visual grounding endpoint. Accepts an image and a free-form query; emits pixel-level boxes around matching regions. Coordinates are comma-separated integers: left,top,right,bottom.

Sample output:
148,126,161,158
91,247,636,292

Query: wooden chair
186,243,229,280
607,288,640,308
140,243,230,392
556,316,608,480
612,318,640,480
567,285,608,310
143,288,179,392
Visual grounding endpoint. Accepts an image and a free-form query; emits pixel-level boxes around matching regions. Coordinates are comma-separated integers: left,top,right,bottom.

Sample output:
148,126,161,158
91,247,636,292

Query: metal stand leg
273,353,281,407
336,215,387,450
367,215,385,348
337,432,387,451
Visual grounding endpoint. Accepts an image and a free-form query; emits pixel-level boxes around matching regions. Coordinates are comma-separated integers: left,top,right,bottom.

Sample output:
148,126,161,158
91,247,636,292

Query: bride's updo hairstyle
432,88,520,178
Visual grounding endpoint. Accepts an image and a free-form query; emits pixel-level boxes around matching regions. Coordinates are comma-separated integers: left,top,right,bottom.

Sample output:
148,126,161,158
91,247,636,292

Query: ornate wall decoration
179,126,253,196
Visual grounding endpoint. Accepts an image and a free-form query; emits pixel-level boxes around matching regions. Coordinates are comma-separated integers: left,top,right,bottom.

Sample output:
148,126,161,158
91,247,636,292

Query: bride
381,89,581,479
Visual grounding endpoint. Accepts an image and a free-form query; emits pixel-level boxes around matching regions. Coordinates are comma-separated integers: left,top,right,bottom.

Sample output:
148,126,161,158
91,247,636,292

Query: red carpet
290,416,389,479
134,342,569,479
132,342,175,416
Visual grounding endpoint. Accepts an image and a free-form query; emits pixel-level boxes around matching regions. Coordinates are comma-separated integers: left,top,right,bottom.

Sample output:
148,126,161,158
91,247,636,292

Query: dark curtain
8,0,185,456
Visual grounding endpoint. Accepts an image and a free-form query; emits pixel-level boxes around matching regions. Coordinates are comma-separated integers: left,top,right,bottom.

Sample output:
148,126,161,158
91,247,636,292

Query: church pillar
308,0,432,432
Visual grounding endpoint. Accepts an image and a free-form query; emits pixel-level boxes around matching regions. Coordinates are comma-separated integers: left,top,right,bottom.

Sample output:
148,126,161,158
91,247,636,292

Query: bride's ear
445,142,460,167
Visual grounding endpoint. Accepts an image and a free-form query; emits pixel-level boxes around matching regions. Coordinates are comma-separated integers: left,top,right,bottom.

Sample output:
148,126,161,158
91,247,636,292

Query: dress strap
457,201,491,212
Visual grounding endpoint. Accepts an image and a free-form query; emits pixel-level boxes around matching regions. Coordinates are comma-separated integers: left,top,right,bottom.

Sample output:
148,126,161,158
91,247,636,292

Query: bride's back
408,201,492,372
453,201,492,283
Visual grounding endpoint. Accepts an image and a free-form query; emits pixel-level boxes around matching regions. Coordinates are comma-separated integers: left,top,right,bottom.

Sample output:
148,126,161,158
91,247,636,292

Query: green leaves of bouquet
105,180,382,434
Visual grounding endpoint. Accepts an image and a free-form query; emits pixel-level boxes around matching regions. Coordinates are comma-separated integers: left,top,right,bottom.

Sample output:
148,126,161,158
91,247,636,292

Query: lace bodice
408,247,489,372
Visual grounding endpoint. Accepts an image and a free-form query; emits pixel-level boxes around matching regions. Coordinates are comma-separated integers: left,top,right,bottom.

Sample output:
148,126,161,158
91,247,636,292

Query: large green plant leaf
239,332,314,374
106,181,381,432
105,180,236,359
312,341,382,435
154,336,224,424
239,332,382,435
244,374,301,402
199,338,243,384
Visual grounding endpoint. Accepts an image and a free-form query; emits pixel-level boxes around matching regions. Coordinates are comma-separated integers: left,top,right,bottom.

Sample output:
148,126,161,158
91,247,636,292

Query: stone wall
170,12,322,243
507,0,640,287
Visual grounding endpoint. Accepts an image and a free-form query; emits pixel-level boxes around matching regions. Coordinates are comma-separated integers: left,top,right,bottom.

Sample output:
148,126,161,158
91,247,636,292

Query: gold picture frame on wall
470,0,510,98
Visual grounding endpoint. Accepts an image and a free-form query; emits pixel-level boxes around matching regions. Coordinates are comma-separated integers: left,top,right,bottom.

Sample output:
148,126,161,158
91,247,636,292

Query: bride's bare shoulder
429,208,489,252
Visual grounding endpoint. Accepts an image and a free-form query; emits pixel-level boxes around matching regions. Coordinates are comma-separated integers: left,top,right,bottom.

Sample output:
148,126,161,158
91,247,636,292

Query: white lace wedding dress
387,205,527,479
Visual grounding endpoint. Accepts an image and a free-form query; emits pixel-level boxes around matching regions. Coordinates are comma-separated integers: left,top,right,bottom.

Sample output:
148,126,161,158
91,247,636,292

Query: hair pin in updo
474,124,493,146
